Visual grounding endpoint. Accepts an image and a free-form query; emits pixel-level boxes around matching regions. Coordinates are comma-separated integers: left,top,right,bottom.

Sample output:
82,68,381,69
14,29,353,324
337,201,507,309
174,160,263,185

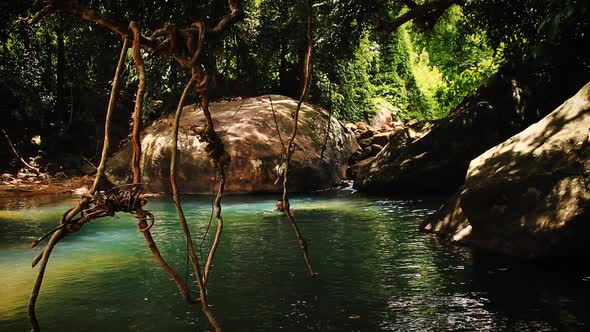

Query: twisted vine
129,21,197,305
27,1,242,331
25,1,322,330
281,0,317,278
28,37,130,331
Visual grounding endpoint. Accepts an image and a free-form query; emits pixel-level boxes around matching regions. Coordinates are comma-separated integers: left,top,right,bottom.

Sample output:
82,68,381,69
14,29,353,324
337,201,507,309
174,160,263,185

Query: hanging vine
129,21,197,305
28,37,131,331
26,1,242,330
281,0,317,278
25,0,323,330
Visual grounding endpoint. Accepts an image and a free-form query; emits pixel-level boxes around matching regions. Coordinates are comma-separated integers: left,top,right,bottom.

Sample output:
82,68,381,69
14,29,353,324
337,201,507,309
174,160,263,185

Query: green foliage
5,0,586,140
411,6,503,113
463,0,590,114
313,6,502,122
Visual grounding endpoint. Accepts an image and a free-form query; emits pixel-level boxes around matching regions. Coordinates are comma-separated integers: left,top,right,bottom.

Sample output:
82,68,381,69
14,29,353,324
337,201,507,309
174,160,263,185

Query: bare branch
35,0,243,50
400,0,418,9
48,0,131,37
1,129,40,173
208,0,243,38
28,4,56,26
377,0,461,37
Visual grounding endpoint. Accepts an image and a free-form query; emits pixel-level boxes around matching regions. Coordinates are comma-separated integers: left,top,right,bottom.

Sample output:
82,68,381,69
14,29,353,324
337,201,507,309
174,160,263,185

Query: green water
1,193,589,331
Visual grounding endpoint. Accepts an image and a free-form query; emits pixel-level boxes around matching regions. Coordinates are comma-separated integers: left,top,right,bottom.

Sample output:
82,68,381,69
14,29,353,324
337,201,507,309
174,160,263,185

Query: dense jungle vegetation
0,0,588,172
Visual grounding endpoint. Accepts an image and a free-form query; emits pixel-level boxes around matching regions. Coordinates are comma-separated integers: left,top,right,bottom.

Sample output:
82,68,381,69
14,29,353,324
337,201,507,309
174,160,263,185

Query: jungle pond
1,192,589,331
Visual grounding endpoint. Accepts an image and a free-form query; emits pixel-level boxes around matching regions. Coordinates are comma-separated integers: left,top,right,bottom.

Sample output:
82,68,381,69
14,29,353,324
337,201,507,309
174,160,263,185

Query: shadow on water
467,252,590,331
0,193,589,331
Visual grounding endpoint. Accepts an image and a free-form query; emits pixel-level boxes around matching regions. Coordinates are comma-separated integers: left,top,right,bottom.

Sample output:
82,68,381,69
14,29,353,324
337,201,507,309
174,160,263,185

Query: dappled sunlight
106,95,356,194
426,81,590,257
0,251,134,321
1,0,589,330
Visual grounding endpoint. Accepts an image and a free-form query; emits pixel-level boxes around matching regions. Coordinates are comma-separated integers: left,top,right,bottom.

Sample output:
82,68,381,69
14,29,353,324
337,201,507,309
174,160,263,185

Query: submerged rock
422,81,590,258
354,74,528,194
106,95,358,193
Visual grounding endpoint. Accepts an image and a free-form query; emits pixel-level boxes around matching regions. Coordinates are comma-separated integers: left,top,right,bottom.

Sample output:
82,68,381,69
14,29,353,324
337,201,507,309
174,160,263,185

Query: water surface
1,193,589,331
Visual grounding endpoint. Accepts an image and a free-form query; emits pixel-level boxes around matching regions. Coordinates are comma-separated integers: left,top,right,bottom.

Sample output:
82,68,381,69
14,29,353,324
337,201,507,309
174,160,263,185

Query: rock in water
354,74,527,194
106,95,358,193
422,81,590,258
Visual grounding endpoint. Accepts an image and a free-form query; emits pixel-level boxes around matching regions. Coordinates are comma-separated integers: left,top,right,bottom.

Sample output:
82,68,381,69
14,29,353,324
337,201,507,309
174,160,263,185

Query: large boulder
354,74,528,194
422,81,590,258
106,95,358,193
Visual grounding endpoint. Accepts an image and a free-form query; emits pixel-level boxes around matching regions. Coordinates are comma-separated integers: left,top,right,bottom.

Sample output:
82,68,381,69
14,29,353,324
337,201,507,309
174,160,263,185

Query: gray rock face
106,95,358,193
354,76,526,194
422,81,590,258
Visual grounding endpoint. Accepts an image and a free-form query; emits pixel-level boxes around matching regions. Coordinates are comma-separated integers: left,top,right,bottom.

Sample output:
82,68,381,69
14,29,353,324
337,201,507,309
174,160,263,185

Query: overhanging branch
377,0,461,37
31,0,242,50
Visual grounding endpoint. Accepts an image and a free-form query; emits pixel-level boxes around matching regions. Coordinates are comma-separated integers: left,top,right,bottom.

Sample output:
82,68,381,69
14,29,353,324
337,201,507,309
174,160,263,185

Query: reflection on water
0,193,589,331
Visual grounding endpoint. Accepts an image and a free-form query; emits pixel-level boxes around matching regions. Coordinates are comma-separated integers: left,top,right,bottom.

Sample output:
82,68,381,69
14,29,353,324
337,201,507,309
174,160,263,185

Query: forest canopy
1,0,589,171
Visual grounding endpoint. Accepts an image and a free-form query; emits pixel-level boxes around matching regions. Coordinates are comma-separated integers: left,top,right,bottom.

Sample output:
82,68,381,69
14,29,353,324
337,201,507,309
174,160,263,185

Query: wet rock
1,173,13,181
55,172,67,179
391,121,405,130
355,122,369,132
107,95,357,193
422,81,590,258
359,147,374,160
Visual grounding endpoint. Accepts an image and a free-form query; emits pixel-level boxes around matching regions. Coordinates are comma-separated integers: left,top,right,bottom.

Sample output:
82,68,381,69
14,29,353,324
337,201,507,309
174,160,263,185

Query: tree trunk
234,36,240,81
279,39,288,95
42,31,53,128
55,27,66,126
163,60,179,115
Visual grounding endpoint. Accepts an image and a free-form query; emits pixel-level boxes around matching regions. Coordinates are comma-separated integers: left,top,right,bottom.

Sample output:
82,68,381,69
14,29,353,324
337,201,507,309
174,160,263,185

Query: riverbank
0,175,93,210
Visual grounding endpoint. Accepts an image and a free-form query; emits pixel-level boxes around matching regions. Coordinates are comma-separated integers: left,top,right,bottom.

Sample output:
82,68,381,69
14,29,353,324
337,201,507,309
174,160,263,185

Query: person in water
275,199,294,215
275,199,285,212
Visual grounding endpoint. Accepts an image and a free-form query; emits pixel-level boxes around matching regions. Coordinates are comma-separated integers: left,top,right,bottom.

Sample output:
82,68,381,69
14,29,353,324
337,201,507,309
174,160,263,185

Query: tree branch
130,21,197,305
400,0,418,9
48,0,130,37
33,0,242,49
27,4,56,26
1,128,40,173
377,0,461,37
208,0,243,38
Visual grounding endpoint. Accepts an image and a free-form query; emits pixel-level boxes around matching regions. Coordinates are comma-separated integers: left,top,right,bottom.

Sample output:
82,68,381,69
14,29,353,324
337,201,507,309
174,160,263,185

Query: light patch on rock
141,133,173,168
107,95,356,193
250,159,263,174
452,225,472,242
